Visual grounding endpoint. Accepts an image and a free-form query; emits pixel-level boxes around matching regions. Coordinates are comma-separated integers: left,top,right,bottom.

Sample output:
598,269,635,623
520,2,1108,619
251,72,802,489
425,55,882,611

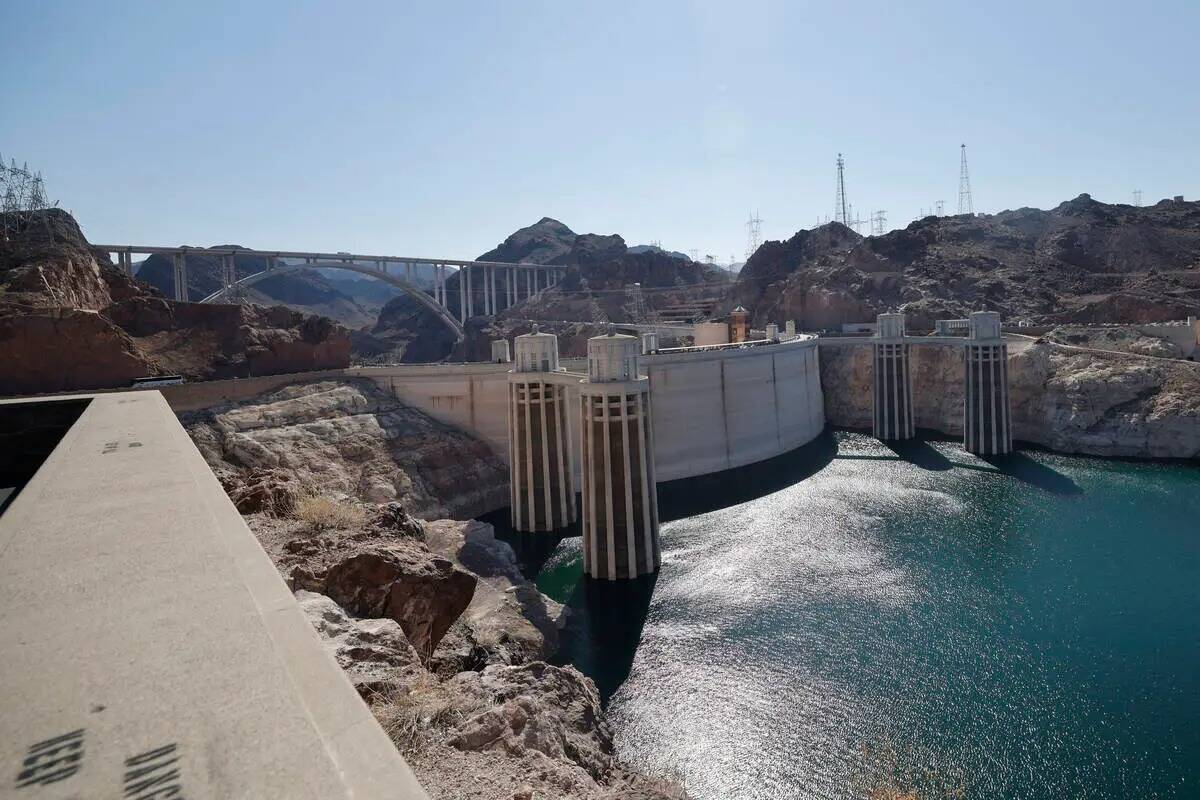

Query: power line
958,144,974,215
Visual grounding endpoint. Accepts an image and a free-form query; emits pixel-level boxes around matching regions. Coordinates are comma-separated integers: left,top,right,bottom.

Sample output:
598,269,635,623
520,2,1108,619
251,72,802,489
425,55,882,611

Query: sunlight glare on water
523,432,1199,799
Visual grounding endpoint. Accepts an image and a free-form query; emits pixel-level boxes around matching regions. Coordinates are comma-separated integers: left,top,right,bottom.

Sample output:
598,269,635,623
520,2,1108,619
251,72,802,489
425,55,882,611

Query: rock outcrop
0,209,351,395
296,589,425,695
184,379,508,519
425,519,567,669
820,339,1200,458
291,538,476,661
238,501,680,798
735,195,1200,330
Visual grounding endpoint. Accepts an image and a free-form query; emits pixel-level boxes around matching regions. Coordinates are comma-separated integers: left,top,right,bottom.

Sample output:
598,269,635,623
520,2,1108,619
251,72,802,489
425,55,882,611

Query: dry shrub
368,675,479,756
292,493,368,531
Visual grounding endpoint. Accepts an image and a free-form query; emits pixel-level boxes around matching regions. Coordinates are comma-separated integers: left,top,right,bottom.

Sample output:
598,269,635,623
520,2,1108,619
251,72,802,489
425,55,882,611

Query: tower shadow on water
656,429,839,521
979,451,1084,496
557,573,659,704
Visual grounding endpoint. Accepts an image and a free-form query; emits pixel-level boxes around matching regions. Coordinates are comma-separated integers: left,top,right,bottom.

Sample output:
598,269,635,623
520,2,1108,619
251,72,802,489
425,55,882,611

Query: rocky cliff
736,195,1200,330
0,209,351,395
820,339,1200,459
184,379,508,519
194,386,684,798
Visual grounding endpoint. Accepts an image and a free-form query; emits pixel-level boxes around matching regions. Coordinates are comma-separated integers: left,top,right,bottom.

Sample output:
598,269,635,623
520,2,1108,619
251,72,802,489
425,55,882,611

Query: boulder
291,543,476,661
446,662,614,781
424,519,566,666
295,590,425,696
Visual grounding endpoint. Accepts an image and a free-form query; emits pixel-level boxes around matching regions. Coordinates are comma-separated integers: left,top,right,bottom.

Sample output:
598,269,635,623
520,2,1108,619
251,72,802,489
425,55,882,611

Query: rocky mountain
365,217,723,363
734,195,1200,330
0,209,350,395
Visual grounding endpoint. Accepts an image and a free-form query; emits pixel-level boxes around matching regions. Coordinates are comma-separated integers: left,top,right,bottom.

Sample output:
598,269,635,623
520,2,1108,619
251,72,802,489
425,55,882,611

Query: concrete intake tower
508,329,576,531
964,311,1012,455
873,313,915,440
580,330,660,580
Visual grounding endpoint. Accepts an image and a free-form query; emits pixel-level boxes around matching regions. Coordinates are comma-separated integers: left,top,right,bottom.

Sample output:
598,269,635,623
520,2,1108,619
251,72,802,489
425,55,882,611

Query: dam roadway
0,392,428,798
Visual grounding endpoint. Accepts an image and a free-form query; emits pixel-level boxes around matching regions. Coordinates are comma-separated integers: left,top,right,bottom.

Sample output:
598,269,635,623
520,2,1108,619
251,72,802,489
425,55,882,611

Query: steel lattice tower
745,211,762,260
958,144,974,215
835,154,849,225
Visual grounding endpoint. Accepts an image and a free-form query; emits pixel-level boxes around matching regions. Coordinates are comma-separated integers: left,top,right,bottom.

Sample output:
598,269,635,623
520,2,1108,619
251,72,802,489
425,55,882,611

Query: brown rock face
0,308,155,394
292,542,476,661
0,208,351,395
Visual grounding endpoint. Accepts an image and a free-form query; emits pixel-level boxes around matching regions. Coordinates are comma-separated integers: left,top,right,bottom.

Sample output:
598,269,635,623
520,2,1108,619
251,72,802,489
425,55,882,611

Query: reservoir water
499,431,1199,799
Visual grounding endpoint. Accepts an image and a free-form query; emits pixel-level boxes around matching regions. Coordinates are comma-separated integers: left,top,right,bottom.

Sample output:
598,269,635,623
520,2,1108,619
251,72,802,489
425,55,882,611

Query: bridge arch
200,261,464,341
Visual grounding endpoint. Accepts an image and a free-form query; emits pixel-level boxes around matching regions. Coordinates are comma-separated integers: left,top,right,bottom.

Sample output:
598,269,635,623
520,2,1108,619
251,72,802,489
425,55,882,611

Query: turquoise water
497,432,1200,799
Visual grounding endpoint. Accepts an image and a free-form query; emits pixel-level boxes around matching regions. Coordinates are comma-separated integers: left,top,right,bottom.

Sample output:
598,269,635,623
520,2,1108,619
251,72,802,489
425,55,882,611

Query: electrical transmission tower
687,248,699,262
1133,190,1143,207
935,200,945,216
834,153,849,225
958,144,974,215
871,210,887,236
745,211,762,260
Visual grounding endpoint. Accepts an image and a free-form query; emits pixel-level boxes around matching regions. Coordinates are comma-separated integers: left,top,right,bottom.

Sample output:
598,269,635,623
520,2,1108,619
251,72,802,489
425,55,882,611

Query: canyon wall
820,340,1200,459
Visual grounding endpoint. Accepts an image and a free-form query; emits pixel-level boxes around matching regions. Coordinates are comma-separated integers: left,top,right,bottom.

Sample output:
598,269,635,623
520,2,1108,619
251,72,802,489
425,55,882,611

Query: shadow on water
883,437,954,471
556,573,658,703
978,451,1084,496
834,428,1084,497
656,428,839,521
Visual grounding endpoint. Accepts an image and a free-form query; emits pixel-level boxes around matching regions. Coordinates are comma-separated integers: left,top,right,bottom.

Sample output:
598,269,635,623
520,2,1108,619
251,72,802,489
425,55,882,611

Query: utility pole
958,144,974,215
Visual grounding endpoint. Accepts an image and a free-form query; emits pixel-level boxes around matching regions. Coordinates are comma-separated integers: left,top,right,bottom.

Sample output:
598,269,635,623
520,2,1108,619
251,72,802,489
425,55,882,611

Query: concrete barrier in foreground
0,392,428,798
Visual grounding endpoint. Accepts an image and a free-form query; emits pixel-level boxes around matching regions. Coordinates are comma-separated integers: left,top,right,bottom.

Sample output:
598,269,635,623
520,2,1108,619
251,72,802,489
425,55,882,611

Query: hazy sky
3,1,1196,262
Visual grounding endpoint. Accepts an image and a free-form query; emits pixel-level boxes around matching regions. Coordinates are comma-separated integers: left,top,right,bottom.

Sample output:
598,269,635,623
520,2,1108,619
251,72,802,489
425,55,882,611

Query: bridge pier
872,313,915,441
508,330,576,532
581,330,660,580
172,252,187,301
964,312,1011,455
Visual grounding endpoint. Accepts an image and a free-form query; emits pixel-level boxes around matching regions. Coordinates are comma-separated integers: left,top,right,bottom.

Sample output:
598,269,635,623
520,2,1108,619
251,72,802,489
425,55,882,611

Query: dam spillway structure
964,311,1012,455
508,329,576,532
580,329,660,580
873,313,915,440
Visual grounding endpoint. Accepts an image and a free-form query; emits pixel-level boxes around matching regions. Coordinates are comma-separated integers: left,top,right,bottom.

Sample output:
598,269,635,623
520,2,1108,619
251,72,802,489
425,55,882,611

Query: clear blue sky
3,1,1196,262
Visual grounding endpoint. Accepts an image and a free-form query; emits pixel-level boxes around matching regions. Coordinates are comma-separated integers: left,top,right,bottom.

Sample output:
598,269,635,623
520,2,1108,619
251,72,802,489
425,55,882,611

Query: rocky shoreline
820,337,1200,459
188,380,685,799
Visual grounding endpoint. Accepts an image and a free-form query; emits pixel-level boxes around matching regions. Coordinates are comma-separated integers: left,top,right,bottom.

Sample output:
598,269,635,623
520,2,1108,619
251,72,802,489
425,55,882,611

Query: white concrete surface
644,337,826,482
0,392,427,799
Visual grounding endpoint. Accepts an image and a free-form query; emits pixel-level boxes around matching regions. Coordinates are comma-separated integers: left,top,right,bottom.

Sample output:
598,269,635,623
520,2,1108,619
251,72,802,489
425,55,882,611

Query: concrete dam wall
160,338,829,490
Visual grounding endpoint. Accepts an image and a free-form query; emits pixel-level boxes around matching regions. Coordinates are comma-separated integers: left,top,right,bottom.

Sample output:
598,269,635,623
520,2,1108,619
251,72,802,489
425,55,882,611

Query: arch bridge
95,245,568,340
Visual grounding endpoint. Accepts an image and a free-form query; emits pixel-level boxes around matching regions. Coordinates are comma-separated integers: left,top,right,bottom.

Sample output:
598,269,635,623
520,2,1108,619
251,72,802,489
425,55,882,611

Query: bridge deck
0,392,426,798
